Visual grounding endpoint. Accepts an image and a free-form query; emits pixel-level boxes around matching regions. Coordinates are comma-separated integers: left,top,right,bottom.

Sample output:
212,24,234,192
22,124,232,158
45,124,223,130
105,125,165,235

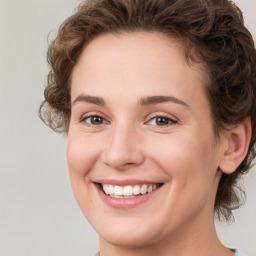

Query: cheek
154,135,218,220
66,133,100,177
148,132,218,190
66,133,101,216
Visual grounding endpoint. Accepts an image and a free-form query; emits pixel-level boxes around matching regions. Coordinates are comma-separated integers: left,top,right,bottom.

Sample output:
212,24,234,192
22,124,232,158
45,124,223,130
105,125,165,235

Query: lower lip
95,184,161,209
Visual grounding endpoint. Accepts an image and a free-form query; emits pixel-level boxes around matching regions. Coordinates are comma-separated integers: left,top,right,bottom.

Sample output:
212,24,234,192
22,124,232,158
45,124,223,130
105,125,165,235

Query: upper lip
95,179,163,186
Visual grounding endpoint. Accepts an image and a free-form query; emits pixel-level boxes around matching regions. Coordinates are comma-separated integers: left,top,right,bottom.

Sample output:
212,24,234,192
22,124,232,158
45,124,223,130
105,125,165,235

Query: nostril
101,132,145,168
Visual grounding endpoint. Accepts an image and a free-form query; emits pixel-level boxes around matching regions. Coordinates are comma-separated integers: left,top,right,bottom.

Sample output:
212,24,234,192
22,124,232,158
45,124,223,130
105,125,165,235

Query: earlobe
219,117,251,174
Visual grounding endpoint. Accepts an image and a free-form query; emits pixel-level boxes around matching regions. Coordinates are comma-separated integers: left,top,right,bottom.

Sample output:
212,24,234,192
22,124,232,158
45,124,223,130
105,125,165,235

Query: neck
99,211,233,256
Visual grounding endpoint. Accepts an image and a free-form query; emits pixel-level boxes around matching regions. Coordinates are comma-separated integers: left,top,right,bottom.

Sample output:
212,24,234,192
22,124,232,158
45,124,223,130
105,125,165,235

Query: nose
101,125,145,170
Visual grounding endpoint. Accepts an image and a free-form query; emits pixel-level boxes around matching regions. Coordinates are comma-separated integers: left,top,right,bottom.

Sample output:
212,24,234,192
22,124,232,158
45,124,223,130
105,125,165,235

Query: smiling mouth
98,183,163,198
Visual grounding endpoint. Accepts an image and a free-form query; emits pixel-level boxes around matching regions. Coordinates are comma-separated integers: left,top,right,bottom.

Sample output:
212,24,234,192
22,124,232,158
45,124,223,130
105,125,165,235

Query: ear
219,117,251,174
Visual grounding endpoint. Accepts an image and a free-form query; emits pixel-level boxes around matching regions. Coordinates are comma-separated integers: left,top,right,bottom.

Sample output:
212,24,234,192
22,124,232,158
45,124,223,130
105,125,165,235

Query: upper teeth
102,184,159,197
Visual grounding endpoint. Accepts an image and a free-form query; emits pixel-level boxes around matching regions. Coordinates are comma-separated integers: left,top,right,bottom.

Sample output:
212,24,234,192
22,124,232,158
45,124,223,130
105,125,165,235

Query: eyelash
146,114,178,126
79,114,107,126
79,112,178,128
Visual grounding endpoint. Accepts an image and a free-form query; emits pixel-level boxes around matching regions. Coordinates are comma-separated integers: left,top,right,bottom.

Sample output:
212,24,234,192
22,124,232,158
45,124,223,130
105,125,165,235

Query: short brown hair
39,0,256,220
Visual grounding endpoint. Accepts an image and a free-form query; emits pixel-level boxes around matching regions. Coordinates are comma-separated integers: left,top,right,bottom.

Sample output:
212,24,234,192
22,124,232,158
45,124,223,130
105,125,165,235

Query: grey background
0,0,255,255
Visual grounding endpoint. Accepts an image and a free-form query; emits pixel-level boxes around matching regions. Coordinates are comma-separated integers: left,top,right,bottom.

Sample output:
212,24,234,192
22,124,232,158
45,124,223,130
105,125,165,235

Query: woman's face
67,32,225,248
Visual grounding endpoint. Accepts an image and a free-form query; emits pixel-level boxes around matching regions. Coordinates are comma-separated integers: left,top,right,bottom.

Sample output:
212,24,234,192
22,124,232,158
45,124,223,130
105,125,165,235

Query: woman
39,0,256,255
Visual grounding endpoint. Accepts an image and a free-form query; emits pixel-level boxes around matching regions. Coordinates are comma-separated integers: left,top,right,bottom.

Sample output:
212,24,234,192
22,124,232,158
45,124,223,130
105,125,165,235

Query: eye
147,115,177,126
81,115,106,126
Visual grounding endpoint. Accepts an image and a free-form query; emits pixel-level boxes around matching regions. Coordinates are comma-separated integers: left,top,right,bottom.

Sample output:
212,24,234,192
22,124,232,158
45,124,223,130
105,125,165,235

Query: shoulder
94,250,246,256
234,249,246,256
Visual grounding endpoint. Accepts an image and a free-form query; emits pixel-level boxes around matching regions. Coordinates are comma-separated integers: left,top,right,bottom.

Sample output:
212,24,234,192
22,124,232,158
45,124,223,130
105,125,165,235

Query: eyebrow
139,95,189,108
72,94,105,106
72,94,189,108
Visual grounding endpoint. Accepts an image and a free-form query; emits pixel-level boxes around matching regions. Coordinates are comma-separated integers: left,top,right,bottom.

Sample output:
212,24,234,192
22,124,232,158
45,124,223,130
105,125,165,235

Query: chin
98,227,159,249
91,213,170,250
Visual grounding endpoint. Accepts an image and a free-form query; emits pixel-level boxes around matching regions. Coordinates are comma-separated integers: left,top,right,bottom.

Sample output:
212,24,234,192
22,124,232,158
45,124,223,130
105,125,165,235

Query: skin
67,32,243,256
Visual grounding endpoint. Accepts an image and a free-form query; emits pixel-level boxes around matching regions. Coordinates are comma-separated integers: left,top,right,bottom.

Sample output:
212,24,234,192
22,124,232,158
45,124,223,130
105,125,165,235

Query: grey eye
85,116,104,125
148,116,174,126
155,117,170,126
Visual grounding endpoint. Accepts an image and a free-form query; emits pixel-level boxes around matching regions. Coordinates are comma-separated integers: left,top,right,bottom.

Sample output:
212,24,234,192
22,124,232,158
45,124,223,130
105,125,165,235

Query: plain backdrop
0,0,255,255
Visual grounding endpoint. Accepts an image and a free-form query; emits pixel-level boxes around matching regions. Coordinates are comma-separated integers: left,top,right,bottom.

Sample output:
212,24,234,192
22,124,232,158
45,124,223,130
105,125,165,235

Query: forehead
75,32,201,70
71,32,208,104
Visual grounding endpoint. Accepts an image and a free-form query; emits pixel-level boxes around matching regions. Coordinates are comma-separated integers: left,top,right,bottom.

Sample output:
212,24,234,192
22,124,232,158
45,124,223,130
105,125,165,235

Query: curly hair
39,0,256,221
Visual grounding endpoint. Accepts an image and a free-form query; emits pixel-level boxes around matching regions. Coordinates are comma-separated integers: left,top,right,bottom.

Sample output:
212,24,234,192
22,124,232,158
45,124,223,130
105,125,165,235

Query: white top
94,249,245,255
